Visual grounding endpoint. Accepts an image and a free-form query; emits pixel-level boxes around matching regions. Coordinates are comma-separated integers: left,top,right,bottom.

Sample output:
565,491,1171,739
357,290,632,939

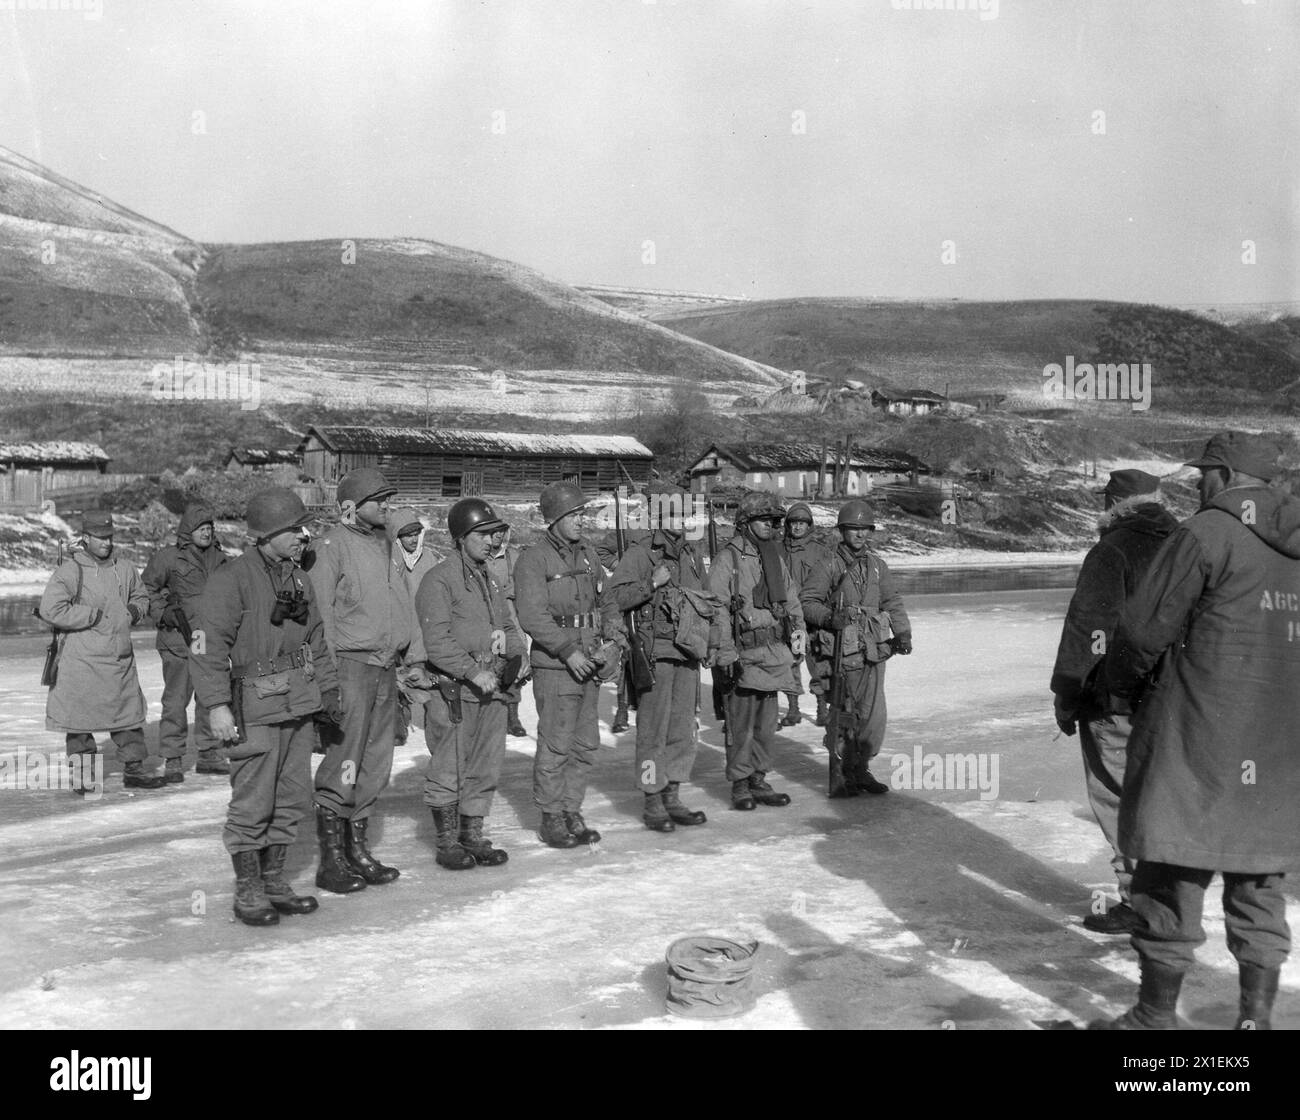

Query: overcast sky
1,0,1295,305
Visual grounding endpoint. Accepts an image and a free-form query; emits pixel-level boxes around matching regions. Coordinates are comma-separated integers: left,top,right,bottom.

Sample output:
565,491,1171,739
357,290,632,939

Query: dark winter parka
1050,500,1178,714
1104,486,1300,872
141,502,228,655
607,529,713,663
801,542,910,679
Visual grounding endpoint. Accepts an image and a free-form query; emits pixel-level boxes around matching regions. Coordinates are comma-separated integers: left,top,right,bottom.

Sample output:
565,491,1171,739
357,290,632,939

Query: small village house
688,442,931,498
0,441,110,506
871,388,947,416
223,447,303,473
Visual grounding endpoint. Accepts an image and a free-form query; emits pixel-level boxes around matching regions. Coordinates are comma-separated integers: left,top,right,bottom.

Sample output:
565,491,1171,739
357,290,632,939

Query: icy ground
0,589,1295,1030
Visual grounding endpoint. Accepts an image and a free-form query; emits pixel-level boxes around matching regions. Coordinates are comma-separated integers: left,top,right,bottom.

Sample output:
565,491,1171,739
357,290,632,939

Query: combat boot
846,767,889,796
1236,963,1280,1030
749,771,791,807
779,697,802,727
315,806,367,893
731,779,757,811
344,817,400,884
163,757,185,784
540,812,581,849
663,781,706,825
195,752,230,775
459,814,509,866
564,810,601,844
813,696,829,727
1088,961,1184,1029
611,705,630,734
122,760,167,790
507,703,528,737
231,851,279,927
260,845,319,915
430,805,476,870
643,792,676,833
69,752,99,796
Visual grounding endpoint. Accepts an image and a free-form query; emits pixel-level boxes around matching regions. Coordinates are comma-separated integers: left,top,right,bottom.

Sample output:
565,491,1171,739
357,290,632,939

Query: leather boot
847,766,889,796
1088,960,1184,1029
643,792,676,832
540,812,581,849
315,806,367,893
731,779,757,811
231,851,279,926
663,781,706,825
122,760,166,790
431,805,476,870
345,817,400,884
260,845,319,915
611,706,630,734
1236,963,1280,1030
69,752,98,797
196,752,231,775
779,696,802,727
163,757,185,784
507,703,528,737
564,810,601,844
813,696,829,727
459,814,509,866
749,771,791,807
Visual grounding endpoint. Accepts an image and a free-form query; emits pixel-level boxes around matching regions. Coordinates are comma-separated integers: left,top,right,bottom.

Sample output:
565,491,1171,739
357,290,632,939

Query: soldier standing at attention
514,481,620,849
780,501,831,727
486,527,529,738
416,498,524,869
40,510,164,793
707,491,807,811
192,488,340,926
801,500,912,797
305,468,416,893
142,501,230,782
607,485,715,833
388,507,440,744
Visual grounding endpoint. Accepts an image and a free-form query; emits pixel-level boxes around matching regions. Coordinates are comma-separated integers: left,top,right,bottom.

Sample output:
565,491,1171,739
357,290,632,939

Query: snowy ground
0,588,1295,1030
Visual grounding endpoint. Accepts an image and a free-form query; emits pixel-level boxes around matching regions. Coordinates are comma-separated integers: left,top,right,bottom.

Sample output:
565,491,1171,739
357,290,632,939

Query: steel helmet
448,498,508,541
337,467,397,507
247,488,313,541
539,480,589,525
785,501,814,525
837,500,878,529
735,491,784,524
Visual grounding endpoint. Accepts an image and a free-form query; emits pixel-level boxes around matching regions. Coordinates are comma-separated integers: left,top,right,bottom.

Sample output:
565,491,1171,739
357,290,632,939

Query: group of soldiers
38,470,911,928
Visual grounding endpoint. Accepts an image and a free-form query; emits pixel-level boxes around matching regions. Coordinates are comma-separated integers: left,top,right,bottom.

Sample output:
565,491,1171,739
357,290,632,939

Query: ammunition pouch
737,625,781,650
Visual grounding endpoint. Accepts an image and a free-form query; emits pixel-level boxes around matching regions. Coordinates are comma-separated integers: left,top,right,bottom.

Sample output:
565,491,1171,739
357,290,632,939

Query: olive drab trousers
634,659,700,793
224,716,315,854
532,667,600,813
723,687,779,782
423,692,508,818
158,645,222,761
314,657,397,821
1079,712,1135,903
837,661,888,768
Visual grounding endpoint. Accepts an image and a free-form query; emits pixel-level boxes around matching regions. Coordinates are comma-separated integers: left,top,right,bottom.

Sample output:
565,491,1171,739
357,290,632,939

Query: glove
1053,695,1077,736
890,634,913,656
128,603,144,625
319,687,344,725
161,604,186,630
713,648,739,669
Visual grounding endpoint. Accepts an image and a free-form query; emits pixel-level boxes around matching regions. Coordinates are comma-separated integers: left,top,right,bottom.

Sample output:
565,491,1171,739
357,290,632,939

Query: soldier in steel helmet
414,498,524,870
781,501,832,728
303,467,419,892
706,490,808,810
514,480,623,848
801,499,912,796
191,488,340,926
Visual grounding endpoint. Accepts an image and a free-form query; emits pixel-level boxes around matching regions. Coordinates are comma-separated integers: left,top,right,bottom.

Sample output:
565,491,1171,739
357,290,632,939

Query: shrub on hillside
160,465,301,520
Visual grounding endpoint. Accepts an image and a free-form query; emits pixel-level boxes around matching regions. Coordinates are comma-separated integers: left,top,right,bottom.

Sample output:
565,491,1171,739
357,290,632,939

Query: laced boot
163,757,185,784
314,806,367,893
260,844,319,915
122,760,166,790
731,779,757,811
779,697,802,727
1088,961,1184,1029
507,703,528,737
813,696,829,727
1236,963,1280,1030
564,810,601,844
231,851,279,926
459,814,509,866
662,781,706,825
749,771,791,807
611,705,630,734
430,805,477,869
344,817,400,884
643,792,676,833
540,812,581,849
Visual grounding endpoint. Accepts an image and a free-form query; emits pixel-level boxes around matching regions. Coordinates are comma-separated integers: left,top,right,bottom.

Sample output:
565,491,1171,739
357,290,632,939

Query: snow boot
749,771,791,807
459,814,509,866
540,812,581,849
431,805,476,870
344,817,400,884
507,703,528,737
564,810,601,844
643,792,676,833
163,757,185,784
122,761,166,790
813,696,829,727
1236,963,1280,1030
260,844,319,915
231,851,279,927
731,779,757,811
314,806,367,894
663,781,706,825
779,696,802,727
1088,961,1184,1029
611,705,630,734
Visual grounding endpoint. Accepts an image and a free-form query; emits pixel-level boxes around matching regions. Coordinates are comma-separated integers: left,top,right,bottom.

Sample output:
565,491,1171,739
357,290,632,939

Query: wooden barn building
0,441,110,507
224,447,302,473
297,426,654,503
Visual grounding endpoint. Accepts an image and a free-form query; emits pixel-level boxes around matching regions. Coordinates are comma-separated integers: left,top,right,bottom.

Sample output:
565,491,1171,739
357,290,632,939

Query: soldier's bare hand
210,704,240,743
564,650,596,681
470,668,499,695
651,563,671,589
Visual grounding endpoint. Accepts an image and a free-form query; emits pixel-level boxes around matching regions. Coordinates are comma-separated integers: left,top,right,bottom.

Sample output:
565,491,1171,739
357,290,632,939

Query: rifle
707,501,729,720
614,484,655,702
166,590,194,646
824,584,850,798
37,540,71,688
